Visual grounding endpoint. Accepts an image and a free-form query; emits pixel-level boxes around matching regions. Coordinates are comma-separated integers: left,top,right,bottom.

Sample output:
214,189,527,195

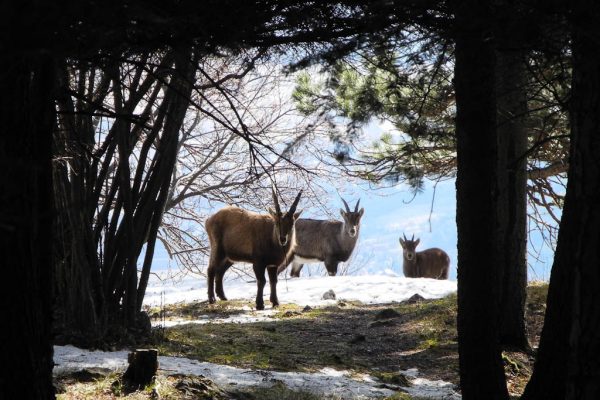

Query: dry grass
56,283,549,399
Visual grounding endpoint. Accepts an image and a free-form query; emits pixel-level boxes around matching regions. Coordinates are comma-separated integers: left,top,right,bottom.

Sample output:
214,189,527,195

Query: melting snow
54,345,461,399
143,270,457,308
55,273,461,399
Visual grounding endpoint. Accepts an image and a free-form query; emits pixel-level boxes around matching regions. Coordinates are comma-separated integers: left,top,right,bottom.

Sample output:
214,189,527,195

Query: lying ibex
205,189,302,310
400,234,450,279
278,198,364,277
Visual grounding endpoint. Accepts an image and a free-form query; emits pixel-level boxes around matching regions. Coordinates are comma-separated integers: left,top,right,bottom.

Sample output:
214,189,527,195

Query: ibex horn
341,197,351,213
289,190,302,214
403,233,408,241
411,234,414,241
271,184,281,215
354,199,361,212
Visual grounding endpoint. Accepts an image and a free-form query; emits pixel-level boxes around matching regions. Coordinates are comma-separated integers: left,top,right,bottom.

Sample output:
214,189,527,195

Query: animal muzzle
349,227,357,237
279,235,288,246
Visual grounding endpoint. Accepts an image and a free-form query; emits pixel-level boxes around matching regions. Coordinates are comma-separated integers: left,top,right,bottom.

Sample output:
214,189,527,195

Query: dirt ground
151,283,547,398
56,284,548,399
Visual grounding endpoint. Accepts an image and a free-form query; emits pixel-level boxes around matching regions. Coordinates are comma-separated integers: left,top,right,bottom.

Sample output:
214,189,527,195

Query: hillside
54,274,548,399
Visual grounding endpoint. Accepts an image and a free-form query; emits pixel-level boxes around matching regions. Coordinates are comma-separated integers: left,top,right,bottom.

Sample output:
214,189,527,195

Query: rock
322,289,336,300
375,372,411,387
368,319,399,329
374,308,401,320
407,293,425,303
349,334,366,344
282,310,301,318
302,305,313,312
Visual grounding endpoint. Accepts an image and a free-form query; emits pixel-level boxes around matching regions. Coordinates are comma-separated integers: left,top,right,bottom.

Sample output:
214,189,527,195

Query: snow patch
54,345,461,399
143,273,457,309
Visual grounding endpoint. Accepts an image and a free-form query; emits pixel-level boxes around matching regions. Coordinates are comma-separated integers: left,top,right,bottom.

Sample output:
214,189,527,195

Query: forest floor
55,283,548,400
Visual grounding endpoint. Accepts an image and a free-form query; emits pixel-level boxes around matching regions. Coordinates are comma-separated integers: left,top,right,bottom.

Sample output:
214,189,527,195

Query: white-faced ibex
205,188,302,310
278,197,364,277
400,233,450,279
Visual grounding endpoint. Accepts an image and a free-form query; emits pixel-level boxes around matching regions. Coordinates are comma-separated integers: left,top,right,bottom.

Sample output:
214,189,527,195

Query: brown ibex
400,234,450,279
205,189,302,310
278,198,364,277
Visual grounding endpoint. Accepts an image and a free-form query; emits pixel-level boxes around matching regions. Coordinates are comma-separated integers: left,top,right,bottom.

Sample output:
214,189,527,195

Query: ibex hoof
256,303,265,311
208,297,216,304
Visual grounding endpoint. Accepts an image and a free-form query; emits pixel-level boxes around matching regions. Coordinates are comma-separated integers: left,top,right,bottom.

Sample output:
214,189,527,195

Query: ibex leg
290,262,304,277
253,263,267,310
276,262,289,275
267,266,279,307
207,257,219,304
215,261,233,300
324,258,339,276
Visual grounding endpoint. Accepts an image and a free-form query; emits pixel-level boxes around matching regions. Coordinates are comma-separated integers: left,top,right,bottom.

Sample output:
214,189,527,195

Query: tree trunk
136,49,196,312
496,28,530,352
522,3,600,398
123,349,158,389
53,63,107,344
453,0,509,397
0,56,56,399
52,50,195,342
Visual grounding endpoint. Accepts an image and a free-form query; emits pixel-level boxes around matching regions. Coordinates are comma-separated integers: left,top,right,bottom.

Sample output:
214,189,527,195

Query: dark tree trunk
136,50,196,311
54,62,108,343
0,56,56,399
522,3,600,398
123,349,158,389
453,0,509,397
495,23,530,352
53,49,196,342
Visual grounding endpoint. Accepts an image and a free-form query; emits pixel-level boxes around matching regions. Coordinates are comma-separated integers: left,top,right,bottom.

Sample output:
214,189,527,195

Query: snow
54,345,461,399
143,269,457,308
54,272,461,399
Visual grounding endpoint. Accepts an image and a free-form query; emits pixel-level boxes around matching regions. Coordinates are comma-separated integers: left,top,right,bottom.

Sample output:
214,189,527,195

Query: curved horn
354,199,361,212
271,185,281,215
340,197,351,213
289,190,302,214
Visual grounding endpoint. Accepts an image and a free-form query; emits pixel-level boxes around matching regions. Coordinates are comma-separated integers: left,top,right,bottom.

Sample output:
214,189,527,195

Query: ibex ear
358,208,364,217
339,209,346,217
293,210,303,220
399,238,405,248
268,207,277,217
415,238,420,246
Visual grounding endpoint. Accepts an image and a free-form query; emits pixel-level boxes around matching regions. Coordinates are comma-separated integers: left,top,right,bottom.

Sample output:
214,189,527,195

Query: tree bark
522,3,600,398
495,20,530,352
0,55,56,399
453,0,509,397
123,349,158,389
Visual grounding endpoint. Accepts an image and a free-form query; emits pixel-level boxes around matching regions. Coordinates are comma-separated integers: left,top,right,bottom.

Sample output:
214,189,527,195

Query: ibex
399,234,450,279
205,189,302,310
278,198,364,277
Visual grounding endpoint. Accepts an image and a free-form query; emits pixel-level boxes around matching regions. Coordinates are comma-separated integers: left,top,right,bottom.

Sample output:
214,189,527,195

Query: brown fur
206,191,302,310
400,235,450,279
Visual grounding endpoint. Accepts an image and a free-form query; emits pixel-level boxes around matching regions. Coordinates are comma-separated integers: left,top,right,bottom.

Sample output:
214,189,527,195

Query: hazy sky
148,86,556,281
